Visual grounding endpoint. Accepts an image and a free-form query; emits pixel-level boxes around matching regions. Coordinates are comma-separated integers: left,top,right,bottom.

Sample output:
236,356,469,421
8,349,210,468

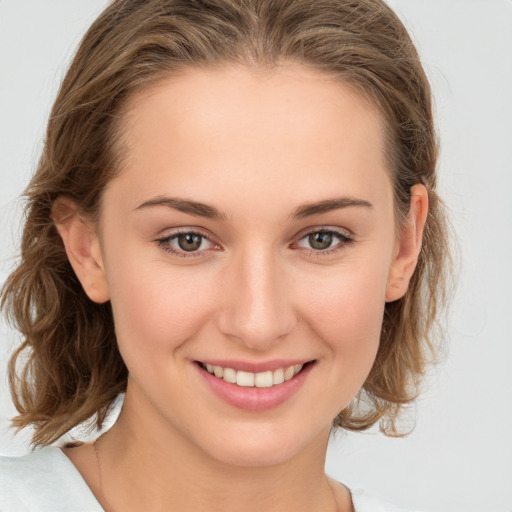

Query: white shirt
0,447,417,511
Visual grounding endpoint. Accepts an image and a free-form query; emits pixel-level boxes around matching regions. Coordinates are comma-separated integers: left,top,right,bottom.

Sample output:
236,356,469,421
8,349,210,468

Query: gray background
1,1,511,511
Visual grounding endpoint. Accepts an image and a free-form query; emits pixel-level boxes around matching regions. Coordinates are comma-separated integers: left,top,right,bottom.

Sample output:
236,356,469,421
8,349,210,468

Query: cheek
105,255,218,360
299,258,389,380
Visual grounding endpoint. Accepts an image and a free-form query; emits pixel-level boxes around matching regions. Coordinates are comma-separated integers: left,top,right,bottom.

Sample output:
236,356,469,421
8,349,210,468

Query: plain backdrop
1,1,511,511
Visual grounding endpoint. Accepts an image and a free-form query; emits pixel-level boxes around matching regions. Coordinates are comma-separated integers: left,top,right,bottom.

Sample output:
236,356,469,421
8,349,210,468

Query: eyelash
154,227,354,259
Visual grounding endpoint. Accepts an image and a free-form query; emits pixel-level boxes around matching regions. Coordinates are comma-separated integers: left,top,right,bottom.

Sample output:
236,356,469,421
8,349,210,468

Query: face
66,64,420,467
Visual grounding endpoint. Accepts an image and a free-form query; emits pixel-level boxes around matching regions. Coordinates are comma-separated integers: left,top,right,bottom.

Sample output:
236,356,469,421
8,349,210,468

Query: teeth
236,371,254,387
284,366,295,381
273,368,284,385
202,362,305,387
223,367,236,384
255,371,273,388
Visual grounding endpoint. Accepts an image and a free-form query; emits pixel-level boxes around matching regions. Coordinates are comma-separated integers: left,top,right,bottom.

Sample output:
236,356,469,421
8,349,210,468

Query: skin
56,63,428,512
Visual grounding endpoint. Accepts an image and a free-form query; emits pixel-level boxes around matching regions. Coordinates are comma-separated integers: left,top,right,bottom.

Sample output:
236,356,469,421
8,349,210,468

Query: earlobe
385,184,429,302
52,197,110,304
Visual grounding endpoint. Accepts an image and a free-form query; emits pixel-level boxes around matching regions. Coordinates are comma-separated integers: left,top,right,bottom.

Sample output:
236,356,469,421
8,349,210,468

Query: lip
196,358,313,373
193,360,316,411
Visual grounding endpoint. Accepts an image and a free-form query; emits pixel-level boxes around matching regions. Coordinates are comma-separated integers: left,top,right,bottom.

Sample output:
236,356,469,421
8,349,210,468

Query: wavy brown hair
1,0,450,446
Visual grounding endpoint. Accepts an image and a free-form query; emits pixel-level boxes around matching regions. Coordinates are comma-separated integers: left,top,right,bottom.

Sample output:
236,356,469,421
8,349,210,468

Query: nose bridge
217,244,296,350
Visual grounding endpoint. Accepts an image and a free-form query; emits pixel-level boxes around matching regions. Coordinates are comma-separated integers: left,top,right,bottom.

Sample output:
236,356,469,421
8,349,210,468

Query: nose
216,246,297,351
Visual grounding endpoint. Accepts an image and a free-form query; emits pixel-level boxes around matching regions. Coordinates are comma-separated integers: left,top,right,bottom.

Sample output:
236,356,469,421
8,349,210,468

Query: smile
195,359,316,411
199,362,305,388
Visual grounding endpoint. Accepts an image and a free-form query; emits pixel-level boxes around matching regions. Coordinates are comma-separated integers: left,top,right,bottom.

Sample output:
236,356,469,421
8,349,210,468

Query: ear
52,197,110,304
385,184,429,302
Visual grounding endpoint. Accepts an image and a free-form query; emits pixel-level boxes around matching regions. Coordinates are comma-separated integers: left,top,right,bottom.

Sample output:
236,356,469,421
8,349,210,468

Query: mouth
194,359,317,411
195,360,316,389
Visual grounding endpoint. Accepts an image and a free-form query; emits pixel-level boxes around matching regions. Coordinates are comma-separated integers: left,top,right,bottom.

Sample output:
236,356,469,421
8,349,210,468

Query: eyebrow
290,197,373,219
133,196,229,221
133,195,373,220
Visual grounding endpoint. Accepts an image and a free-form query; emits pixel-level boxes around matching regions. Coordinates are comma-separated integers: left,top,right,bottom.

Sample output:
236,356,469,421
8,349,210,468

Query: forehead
108,63,391,216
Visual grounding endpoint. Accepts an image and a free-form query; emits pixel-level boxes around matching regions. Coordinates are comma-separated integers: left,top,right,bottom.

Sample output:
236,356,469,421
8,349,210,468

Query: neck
94,392,346,512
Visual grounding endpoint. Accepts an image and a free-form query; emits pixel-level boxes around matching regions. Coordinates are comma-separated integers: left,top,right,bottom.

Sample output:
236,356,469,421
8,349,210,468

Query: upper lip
195,359,315,373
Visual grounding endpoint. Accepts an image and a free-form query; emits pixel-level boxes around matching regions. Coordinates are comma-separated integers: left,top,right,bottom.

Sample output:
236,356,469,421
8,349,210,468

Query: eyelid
293,224,354,241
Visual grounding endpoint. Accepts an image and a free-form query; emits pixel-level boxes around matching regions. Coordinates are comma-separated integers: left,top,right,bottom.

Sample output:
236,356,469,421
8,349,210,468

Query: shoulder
0,446,103,512
350,487,423,512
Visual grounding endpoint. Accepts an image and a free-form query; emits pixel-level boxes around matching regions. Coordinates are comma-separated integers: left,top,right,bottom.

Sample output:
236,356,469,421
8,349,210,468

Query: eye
295,228,354,256
155,230,218,258
155,227,352,259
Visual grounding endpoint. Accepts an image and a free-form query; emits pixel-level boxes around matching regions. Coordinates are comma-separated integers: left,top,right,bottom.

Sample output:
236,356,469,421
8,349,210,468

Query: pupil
309,232,332,250
178,233,202,251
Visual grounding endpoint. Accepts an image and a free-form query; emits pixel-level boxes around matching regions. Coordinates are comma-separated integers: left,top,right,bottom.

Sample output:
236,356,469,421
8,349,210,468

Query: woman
0,0,450,510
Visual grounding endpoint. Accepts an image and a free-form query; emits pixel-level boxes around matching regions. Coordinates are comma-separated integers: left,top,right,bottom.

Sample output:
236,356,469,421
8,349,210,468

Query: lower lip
194,362,315,411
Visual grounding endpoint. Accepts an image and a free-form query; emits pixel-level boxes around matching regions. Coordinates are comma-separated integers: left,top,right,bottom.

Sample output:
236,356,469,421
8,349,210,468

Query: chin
209,442,297,468
197,423,322,468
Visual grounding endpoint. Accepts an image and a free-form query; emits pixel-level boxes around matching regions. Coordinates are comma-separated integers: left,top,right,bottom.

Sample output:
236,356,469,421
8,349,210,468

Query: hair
1,0,450,446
